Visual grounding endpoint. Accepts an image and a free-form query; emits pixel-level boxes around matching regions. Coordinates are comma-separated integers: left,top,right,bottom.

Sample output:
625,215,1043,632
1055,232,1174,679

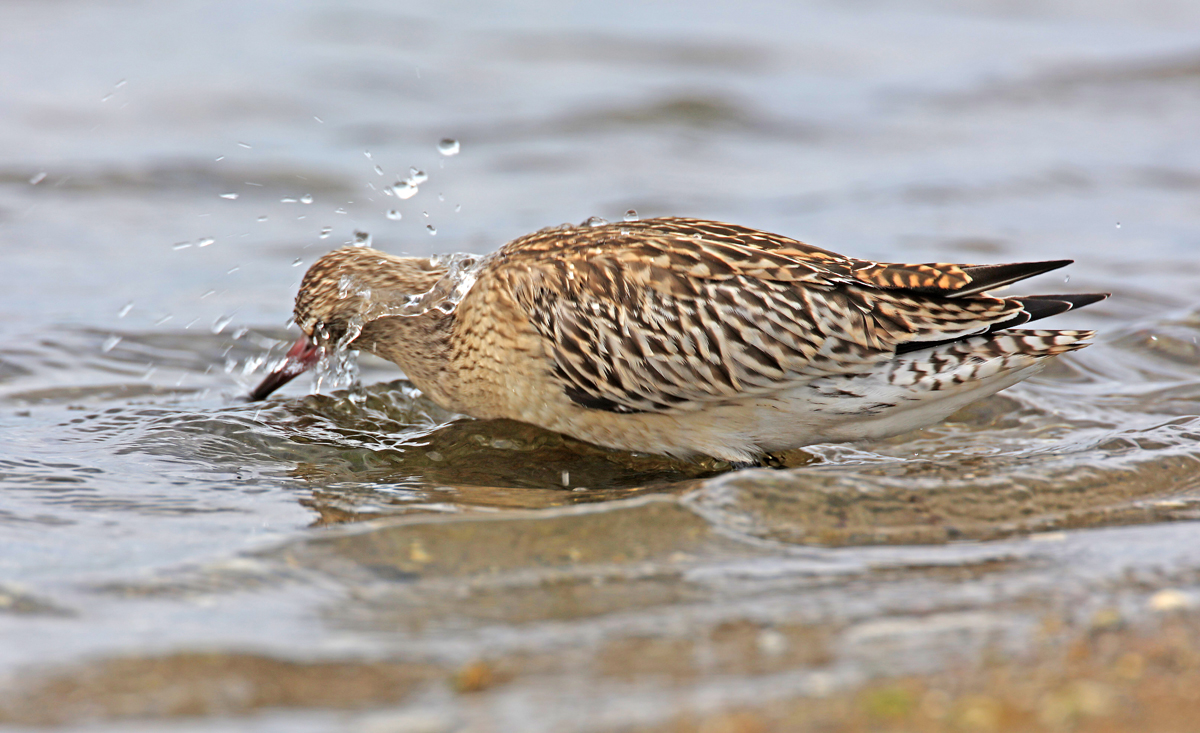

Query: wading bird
251,217,1105,465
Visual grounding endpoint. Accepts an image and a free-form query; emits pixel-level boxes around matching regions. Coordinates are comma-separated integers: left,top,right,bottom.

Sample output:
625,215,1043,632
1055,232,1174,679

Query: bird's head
248,246,451,401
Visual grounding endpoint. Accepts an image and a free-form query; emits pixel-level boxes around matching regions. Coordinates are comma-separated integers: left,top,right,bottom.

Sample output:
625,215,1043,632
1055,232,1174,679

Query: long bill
247,336,323,401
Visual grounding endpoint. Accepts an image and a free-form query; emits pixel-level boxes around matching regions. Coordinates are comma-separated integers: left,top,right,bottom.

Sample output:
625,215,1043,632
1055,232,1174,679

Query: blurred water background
3,1,1200,731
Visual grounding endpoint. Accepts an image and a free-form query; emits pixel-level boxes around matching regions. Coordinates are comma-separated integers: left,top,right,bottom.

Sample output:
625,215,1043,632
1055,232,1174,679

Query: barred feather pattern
274,216,1105,461
498,218,1035,416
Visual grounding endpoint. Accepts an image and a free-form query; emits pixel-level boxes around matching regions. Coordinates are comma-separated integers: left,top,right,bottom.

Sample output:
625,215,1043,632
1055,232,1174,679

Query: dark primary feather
893,292,1108,354
948,260,1073,297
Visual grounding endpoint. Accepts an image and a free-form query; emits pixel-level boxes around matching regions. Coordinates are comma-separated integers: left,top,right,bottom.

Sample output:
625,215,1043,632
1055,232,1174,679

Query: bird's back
464,218,1099,424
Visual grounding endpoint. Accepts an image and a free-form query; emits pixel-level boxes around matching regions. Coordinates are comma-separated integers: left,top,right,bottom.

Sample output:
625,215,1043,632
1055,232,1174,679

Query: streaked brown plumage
251,217,1107,463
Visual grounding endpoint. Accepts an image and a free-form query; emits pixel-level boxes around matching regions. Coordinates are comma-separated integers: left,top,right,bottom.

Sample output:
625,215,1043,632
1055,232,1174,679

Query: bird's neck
355,310,462,408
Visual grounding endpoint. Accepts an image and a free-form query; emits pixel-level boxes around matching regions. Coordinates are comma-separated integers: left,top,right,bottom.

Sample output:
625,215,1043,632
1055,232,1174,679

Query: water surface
3,1,1200,731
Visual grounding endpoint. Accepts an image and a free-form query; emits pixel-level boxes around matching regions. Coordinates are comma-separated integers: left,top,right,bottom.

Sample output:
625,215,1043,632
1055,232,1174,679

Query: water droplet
313,115,324,124
374,165,384,176
115,79,127,88
197,237,215,247
582,216,608,227
211,315,234,334
29,172,47,185
354,231,372,247
118,302,134,318
281,197,297,203
101,335,122,353
386,210,402,221
172,242,192,250
437,138,460,156
455,204,462,212
227,266,240,274
1064,274,1071,284
422,210,429,218
1116,222,1122,229
393,181,419,199
364,150,373,159
335,207,347,215
319,227,332,239
245,181,263,187
426,225,437,235
408,168,428,184
155,314,173,326
438,193,445,202
257,215,268,222
101,93,114,102
201,290,216,299
237,141,252,149
292,258,303,267
219,193,239,200
214,156,225,162
624,209,638,222
300,194,313,204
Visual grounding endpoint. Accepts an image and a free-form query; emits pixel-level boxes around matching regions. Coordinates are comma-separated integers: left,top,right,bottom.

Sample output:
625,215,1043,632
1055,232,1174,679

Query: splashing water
310,330,362,396
244,326,364,399
327,252,490,332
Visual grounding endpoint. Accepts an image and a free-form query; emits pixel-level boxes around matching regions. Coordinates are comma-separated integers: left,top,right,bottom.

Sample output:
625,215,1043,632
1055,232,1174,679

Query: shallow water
4,1,1200,731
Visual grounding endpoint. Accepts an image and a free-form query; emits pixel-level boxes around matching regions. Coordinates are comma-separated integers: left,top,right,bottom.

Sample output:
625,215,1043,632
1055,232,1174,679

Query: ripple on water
7,301,1200,544
682,309,1200,546
233,305,1200,541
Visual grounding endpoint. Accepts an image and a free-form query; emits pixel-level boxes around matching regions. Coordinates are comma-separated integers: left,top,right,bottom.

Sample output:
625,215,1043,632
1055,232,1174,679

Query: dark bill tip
247,336,323,401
